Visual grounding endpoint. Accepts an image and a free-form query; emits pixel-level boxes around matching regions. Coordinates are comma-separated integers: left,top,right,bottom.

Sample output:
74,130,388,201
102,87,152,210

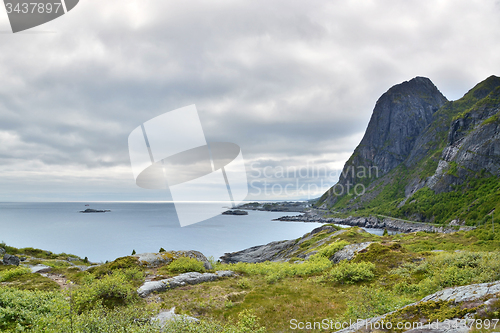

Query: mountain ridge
317,75,500,226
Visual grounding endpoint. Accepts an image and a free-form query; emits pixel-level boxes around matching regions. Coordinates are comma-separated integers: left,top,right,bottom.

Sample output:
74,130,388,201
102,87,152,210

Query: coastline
273,211,475,234
237,201,475,234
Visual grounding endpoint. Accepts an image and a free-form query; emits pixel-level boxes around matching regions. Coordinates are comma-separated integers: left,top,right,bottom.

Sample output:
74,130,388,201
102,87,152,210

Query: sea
0,202,391,263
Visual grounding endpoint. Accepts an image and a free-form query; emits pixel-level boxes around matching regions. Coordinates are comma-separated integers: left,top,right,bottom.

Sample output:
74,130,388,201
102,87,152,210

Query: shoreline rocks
275,213,475,234
236,201,310,212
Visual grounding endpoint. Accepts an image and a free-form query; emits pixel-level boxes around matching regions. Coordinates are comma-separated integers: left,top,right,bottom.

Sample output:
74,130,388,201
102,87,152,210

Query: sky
0,0,499,202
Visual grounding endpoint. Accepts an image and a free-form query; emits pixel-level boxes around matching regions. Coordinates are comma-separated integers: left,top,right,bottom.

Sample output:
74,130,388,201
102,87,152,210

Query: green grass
0,266,30,282
0,266,60,291
0,243,82,261
228,256,333,284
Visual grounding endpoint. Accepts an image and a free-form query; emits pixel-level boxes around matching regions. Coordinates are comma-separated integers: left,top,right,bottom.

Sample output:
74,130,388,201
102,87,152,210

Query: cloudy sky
0,0,499,201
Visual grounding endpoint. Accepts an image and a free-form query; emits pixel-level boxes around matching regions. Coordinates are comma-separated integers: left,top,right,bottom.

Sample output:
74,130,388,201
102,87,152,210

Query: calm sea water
0,202,389,263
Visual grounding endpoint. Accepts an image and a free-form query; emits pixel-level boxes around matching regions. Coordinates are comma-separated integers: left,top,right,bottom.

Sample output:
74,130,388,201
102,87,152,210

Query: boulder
3,253,20,266
151,307,199,327
0,247,5,256
137,271,234,297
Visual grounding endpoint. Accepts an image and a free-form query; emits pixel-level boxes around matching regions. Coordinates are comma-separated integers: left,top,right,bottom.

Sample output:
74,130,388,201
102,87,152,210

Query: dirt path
40,273,71,289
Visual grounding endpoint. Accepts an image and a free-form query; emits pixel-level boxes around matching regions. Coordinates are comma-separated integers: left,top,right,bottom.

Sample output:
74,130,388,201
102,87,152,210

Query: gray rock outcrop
3,254,20,266
419,280,500,303
134,250,212,270
330,242,373,263
137,271,234,297
30,264,52,273
220,225,348,264
0,247,5,256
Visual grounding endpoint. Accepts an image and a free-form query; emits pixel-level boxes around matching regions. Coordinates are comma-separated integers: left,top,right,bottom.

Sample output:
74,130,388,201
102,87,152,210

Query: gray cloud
0,0,499,201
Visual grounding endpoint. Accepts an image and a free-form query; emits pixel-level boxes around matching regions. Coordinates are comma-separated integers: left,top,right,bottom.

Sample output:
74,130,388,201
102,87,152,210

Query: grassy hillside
1,223,500,332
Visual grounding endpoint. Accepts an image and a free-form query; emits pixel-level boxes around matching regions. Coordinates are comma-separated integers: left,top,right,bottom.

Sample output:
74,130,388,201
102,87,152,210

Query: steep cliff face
421,83,500,194
320,77,447,207
318,75,500,226
355,77,447,175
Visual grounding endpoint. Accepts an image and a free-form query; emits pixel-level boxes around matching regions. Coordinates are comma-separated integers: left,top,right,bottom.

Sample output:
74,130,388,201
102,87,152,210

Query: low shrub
162,309,266,333
36,304,160,333
322,260,375,284
0,288,158,332
87,256,143,279
237,278,252,289
391,251,500,296
0,287,67,331
0,266,30,282
71,270,140,313
164,257,206,274
310,240,349,260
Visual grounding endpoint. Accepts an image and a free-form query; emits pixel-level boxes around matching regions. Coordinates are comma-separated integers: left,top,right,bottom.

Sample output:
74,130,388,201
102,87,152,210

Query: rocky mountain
317,75,500,225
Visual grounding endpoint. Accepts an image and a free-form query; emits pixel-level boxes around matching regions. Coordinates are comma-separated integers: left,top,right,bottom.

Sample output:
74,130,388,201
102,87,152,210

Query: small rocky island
79,208,111,213
222,209,248,215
